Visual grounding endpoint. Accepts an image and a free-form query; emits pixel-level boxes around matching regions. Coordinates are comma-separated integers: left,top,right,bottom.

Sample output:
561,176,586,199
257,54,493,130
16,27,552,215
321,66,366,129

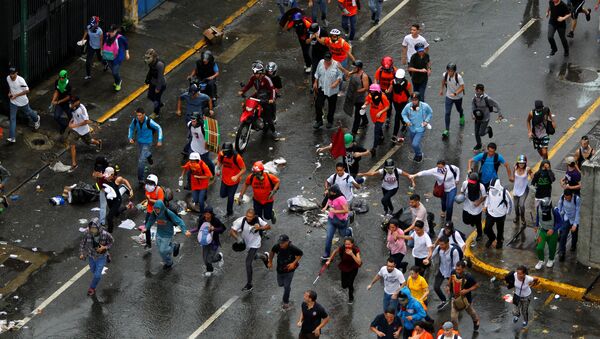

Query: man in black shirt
297,290,330,339
370,308,402,339
268,234,303,310
546,0,571,56
448,261,480,332
308,23,330,87
407,43,431,102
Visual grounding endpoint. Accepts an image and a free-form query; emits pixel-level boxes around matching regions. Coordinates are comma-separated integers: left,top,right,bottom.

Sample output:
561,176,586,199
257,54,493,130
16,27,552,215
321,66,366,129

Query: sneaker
87,288,96,296
144,244,152,251
437,300,449,311
472,144,482,152
385,120,390,128
485,240,493,248
347,226,353,237
513,316,519,323
370,148,376,157
204,271,213,277
473,320,480,331
548,50,557,56
586,10,591,21
522,321,528,328
147,155,154,165
34,116,41,130
495,241,503,249
217,252,224,267
281,303,292,311
413,155,423,163
535,260,544,270
487,126,493,138
7,138,16,144
163,263,173,270
564,51,569,57
149,112,159,120
320,255,330,261
546,260,554,268
68,164,79,173
173,243,181,257
459,116,465,126
96,139,103,152
391,136,398,143
304,66,312,74
271,210,277,224
272,131,282,140
325,122,333,129
442,130,449,138
241,284,253,292
262,252,269,268
348,295,354,304
313,121,323,129
559,253,565,262
567,31,574,38
470,239,477,248
115,81,122,91
84,75,92,80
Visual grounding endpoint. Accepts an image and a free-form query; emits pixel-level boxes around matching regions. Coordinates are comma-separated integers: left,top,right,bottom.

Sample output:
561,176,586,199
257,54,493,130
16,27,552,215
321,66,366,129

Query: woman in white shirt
411,160,460,222
512,265,539,328
513,155,532,227
460,172,487,246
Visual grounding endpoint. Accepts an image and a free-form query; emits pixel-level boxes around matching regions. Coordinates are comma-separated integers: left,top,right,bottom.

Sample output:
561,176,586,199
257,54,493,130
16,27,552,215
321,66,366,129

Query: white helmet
146,174,158,185
189,152,201,161
395,69,405,79
329,28,341,36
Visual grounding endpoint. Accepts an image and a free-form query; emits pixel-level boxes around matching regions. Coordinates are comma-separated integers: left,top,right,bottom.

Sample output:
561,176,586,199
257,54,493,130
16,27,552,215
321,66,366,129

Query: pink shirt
387,228,407,255
328,196,348,220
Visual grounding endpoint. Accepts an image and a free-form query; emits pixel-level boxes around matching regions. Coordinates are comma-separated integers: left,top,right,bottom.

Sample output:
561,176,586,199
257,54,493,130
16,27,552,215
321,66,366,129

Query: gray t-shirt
443,72,464,99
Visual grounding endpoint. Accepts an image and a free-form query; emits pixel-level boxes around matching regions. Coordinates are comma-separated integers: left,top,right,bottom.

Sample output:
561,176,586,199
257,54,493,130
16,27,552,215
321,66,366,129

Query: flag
330,127,346,158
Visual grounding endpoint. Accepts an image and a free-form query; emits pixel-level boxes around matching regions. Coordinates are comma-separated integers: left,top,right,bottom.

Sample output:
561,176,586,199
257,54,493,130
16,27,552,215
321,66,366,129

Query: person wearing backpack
557,189,581,261
186,113,215,176
144,48,166,119
447,261,480,332
179,152,213,214
128,107,163,185
197,206,225,277
436,222,466,251
103,24,129,92
460,172,487,245
79,218,113,296
145,200,191,270
326,162,361,204
411,160,460,222
435,321,462,339
431,236,462,311
467,142,512,190
511,265,539,328
359,158,414,215
534,197,561,269
216,142,246,217
531,159,555,204
471,84,502,152
239,161,281,224
484,178,513,249
375,56,397,128
527,100,556,159
389,68,413,143
321,184,353,260
439,63,465,138
513,155,532,227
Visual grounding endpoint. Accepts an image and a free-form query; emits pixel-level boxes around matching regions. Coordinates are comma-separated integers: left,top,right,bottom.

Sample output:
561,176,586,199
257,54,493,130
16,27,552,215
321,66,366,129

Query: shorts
462,210,482,225
67,131,93,145
570,0,585,18
532,136,550,150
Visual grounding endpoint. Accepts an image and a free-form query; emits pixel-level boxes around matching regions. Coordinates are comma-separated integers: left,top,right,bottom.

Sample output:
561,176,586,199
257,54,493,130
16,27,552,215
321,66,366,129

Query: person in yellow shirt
406,266,429,309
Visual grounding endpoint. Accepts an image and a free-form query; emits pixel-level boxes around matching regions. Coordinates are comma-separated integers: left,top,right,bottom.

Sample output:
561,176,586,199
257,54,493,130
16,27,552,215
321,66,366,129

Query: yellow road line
97,0,260,123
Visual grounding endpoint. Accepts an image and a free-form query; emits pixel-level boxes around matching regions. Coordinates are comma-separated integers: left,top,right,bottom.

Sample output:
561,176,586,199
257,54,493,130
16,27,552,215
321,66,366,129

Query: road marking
367,144,402,172
481,18,537,68
219,35,259,64
97,0,260,123
16,266,90,329
359,0,410,42
188,295,239,339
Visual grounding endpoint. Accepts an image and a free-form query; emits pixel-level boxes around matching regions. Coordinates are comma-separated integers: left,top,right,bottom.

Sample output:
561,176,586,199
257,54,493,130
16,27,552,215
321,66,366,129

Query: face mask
90,228,99,236
255,173,264,180
145,184,156,192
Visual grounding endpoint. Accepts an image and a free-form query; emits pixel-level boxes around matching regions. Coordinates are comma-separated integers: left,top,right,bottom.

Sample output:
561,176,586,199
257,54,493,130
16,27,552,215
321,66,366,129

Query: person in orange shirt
410,322,434,339
337,0,358,40
362,84,390,156
239,161,280,224
389,69,412,143
143,174,164,249
216,142,246,217
317,29,355,67
180,152,212,213
375,56,397,128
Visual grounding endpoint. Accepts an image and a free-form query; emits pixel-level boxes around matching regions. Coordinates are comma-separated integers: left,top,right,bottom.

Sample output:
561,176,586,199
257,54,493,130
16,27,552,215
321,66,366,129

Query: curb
464,230,587,300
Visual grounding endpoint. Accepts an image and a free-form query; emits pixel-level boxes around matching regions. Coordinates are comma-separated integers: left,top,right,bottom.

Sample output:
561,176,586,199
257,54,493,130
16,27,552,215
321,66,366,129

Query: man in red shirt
239,62,280,139
362,84,390,157
239,161,281,224
216,142,246,217
375,56,397,128
338,0,358,41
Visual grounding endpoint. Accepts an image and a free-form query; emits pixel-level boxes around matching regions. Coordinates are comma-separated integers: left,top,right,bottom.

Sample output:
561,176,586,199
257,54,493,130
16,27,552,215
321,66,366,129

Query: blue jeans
220,182,239,215
409,130,424,157
444,97,464,130
88,255,107,289
277,271,295,303
108,61,122,85
53,105,72,134
137,143,153,181
368,0,383,21
441,187,457,222
99,192,107,225
201,153,215,175
412,79,428,102
373,121,384,149
9,102,39,139
156,235,174,266
341,15,357,41
311,0,328,21
323,216,350,258
192,189,208,213
383,292,398,312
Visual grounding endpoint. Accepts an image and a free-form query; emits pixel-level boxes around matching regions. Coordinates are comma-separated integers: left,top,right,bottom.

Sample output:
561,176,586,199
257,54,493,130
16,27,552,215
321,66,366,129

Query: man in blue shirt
128,107,163,185
401,92,432,162
81,16,103,80
176,84,213,123
467,142,512,190
557,189,581,261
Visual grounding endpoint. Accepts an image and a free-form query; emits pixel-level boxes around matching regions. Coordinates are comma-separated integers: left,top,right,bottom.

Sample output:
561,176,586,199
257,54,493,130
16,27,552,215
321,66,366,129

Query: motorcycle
235,96,265,153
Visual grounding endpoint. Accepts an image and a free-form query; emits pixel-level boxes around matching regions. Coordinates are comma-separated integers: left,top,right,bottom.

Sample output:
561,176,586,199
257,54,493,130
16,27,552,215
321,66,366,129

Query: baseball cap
564,156,576,165
103,166,115,178
442,322,454,330
278,234,290,243
8,67,17,74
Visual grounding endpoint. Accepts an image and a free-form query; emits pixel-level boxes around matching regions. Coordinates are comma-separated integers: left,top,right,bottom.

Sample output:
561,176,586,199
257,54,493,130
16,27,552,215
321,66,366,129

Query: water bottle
178,177,184,187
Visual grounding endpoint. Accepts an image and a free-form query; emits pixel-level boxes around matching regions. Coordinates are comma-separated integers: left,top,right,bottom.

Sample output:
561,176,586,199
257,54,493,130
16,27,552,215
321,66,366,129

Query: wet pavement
2,0,600,337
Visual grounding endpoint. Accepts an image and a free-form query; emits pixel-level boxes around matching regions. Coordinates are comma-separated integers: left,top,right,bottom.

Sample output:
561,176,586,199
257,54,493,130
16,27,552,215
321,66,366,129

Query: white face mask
145,184,156,192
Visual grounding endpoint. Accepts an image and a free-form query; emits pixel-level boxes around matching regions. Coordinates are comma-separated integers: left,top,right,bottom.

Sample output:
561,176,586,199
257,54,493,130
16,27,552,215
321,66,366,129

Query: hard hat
252,161,264,173
146,174,158,185
189,152,201,161
395,69,405,79
344,133,353,147
381,56,393,69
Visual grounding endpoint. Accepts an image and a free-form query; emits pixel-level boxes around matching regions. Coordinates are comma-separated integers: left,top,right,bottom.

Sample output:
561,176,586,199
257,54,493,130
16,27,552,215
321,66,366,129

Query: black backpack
435,244,464,268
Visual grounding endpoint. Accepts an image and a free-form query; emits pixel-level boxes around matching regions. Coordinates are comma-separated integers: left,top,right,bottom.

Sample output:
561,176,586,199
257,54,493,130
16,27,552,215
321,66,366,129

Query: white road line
188,295,239,339
368,144,402,172
16,266,90,329
359,0,410,42
481,18,537,68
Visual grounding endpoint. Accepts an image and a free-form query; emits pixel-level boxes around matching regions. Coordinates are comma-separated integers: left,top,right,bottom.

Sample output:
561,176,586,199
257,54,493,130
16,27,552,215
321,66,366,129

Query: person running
338,0,359,40
467,142,512,190
316,28,355,70
471,84,502,152
513,155,532,227
186,113,215,175
188,50,219,102
531,159,555,204
368,0,384,24
326,162,361,204
527,100,556,159
405,194,431,236
230,208,271,292
144,49,166,119
197,206,225,277
401,92,433,163
436,222,466,252
396,287,427,339
268,234,303,310
547,0,570,56
359,158,414,215
313,52,343,129
405,221,433,271
435,322,462,339
103,24,129,92
439,63,465,138
484,178,513,249
460,172,487,245
309,0,330,26
51,70,72,134
367,257,406,311
567,0,591,37
557,188,581,261
411,160,460,222
361,84,390,156
511,265,539,328
448,261,480,332
430,236,462,311
375,56,397,128
179,152,212,213
285,12,314,74
239,61,279,139
561,156,581,196
128,107,163,186
390,69,412,143
177,84,213,122
0,163,9,209
406,266,429,309
407,44,431,101
534,197,561,269
102,166,133,233
5,67,40,144
82,16,104,80
79,218,113,296
142,174,164,249
145,200,191,270
370,308,403,339
216,142,246,217
317,133,371,180
297,290,330,339
66,96,102,172
321,184,353,260
574,135,595,168
386,219,408,271
344,60,370,135
239,161,280,224
326,236,362,304
402,24,429,66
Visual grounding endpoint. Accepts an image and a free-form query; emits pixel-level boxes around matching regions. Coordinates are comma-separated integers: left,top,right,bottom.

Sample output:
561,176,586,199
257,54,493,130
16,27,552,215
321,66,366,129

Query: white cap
103,167,115,178
146,174,158,185
395,69,405,79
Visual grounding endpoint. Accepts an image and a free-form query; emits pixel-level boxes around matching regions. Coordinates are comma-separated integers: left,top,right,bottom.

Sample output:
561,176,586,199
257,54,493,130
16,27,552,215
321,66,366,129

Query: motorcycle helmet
146,174,158,186
381,56,393,70
189,83,200,94
516,154,527,164
252,62,265,74
446,63,457,71
252,161,265,173
308,22,320,34
344,133,354,147
266,61,278,75
395,69,405,79
292,12,303,21
201,50,214,63
384,158,395,169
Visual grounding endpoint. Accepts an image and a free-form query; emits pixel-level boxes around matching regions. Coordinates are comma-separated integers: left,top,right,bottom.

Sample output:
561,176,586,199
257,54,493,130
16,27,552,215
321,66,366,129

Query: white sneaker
6,138,16,143
217,252,224,268
204,271,212,277
546,260,554,268
535,260,544,270
304,66,312,74
34,116,41,130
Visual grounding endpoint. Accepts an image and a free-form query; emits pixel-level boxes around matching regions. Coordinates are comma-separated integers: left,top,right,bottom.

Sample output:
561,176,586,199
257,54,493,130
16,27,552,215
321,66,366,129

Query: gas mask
144,49,158,65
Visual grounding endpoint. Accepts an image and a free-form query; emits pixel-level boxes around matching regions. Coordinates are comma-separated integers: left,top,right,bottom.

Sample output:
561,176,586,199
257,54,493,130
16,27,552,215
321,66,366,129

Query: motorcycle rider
239,61,281,139
188,50,219,102
266,62,283,122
